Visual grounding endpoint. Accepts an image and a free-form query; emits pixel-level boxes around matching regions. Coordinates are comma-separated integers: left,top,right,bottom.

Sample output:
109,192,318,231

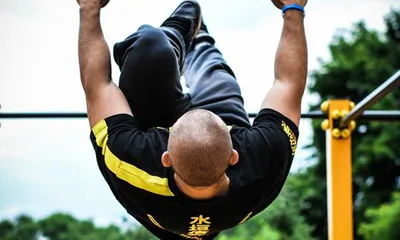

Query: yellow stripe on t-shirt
92,119,174,197
147,214,165,229
239,212,253,224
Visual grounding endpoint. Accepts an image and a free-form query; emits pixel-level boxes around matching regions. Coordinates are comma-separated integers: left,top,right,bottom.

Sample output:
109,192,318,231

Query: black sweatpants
113,24,251,130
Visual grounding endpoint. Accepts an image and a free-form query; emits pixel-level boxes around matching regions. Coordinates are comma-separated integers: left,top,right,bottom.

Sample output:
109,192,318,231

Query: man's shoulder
89,114,170,182
227,108,298,189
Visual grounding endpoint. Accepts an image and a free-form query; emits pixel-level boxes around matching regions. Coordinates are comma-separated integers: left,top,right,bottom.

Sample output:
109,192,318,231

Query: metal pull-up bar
0,110,399,120
320,70,400,240
1,70,399,121
340,70,400,127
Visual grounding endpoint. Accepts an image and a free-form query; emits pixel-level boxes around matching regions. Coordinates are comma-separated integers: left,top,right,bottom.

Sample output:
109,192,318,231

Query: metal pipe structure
1,110,400,120
340,70,400,127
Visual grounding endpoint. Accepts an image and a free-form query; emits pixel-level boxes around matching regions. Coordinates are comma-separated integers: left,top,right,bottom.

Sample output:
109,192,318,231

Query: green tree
125,226,158,240
0,213,155,240
358,191,400,240
0,219,14,239
216,176,315,240
301,8,400,240
0,215,39,240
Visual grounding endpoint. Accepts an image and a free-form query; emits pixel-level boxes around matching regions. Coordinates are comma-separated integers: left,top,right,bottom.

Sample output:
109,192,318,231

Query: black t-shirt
90,108,299,240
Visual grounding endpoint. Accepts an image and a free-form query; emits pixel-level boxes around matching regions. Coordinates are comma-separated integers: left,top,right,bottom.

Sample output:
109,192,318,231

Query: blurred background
0,0,399,239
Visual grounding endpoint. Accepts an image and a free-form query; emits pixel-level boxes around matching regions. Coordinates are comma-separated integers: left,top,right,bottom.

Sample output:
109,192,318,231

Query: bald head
167,109,233,187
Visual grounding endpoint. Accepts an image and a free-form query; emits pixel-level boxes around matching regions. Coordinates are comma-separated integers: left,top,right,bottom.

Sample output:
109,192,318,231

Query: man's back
90,108,298,239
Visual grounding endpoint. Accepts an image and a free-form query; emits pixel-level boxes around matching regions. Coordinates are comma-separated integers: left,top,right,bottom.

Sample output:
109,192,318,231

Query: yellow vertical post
322,99,354,240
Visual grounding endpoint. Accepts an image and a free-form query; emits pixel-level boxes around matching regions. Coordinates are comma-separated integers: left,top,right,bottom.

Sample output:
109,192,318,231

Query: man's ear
229,149,239,166
161,151,172,168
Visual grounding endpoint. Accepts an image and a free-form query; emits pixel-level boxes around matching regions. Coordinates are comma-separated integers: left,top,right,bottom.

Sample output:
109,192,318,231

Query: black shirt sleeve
89,114,173,196
232,108,299,182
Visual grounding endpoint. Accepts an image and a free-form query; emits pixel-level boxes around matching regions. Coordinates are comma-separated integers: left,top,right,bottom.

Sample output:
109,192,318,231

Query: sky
0,0,399,228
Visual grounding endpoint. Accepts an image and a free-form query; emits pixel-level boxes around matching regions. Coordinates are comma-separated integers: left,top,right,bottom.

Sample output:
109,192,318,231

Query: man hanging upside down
76,0,308,239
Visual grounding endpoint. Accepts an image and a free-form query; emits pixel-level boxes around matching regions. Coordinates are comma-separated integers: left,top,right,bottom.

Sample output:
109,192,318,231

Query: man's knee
136,28,177,64
114,26,177,68
135,27,170,50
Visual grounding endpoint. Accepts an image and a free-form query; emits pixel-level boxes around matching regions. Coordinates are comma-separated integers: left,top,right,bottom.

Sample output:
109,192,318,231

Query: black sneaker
200,16,209,33
188,17,216,52
161,1,202,46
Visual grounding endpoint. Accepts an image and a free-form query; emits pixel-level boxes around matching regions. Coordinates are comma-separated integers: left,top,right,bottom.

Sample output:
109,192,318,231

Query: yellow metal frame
321,99,355,240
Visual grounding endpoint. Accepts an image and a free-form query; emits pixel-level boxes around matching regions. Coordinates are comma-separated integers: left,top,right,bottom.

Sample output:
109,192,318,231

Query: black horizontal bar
0,110,399,121
0,112,88,119
247,111,327,119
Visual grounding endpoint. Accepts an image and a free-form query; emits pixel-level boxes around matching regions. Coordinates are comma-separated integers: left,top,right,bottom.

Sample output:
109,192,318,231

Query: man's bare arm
78,3,111,91
262,1,308,126
78,1,132,128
